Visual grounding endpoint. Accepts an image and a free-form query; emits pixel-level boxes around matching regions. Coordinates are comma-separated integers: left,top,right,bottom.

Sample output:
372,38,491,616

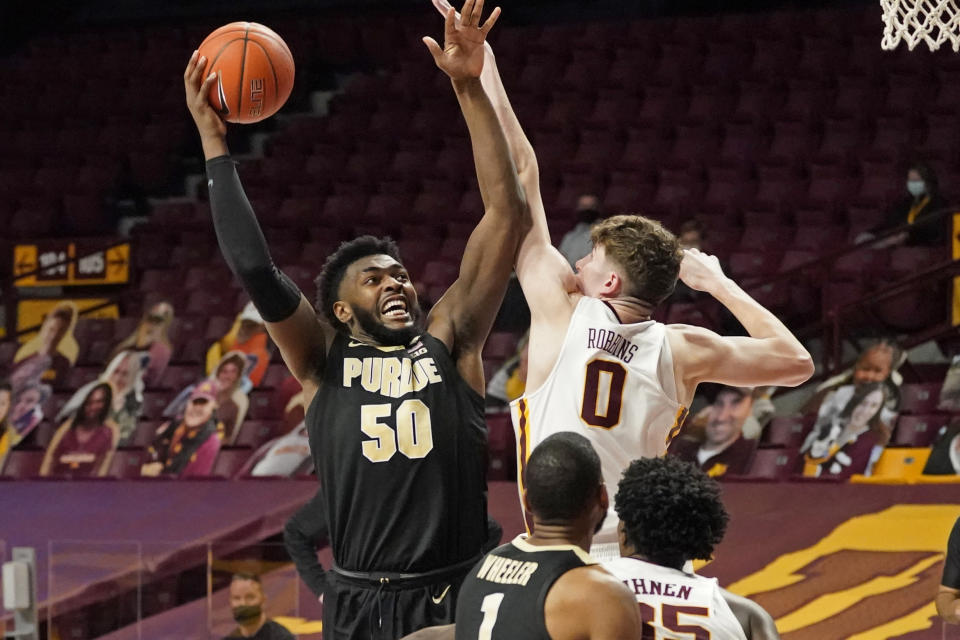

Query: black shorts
323,559,476,640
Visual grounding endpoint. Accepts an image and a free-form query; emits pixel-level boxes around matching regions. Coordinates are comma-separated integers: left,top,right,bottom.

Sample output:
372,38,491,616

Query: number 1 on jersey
478,592,504,640
581,358,627,429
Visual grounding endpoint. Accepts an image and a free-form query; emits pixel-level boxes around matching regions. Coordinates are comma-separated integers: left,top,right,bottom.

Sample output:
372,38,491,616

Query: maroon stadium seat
763,415,813,448
246,391,275,420
893,414,951,447
1,450,45,478
141,393,171,420
737,447,800,480
234,420,280,449
899,383,942,414
107,449,147,478
211,447,253,478
484,332,519,361
127,420,162,448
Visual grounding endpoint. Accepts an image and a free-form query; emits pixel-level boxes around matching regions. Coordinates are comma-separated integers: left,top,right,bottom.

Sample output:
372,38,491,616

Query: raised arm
183,51,327,401
434,0,578,321
421,0,529,389
666,249,814,402
479,43,579,323
721,588,782,640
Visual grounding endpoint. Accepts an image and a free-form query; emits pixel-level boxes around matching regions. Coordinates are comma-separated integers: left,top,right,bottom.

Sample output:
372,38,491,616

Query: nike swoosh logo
347,341,405,352
216,71,230,115
431,584,451,605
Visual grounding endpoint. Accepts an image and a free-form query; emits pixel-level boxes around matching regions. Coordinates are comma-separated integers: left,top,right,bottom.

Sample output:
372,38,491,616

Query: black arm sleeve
283,488,329,598
206,155,302,323
944,517,960,588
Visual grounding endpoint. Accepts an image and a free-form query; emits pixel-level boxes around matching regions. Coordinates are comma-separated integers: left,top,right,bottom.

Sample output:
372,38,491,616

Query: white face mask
907,180,926,197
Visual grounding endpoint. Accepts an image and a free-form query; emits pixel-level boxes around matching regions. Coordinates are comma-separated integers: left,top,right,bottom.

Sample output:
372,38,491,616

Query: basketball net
881,0,960,51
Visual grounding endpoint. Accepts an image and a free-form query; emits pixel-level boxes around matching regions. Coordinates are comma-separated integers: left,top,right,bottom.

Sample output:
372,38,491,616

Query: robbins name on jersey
587,328,640,363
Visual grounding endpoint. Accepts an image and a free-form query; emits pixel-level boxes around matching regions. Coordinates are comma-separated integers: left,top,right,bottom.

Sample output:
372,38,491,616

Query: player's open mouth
381,296,410,321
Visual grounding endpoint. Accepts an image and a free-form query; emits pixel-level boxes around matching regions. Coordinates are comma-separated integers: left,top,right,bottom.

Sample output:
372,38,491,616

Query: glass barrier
45,540,320,639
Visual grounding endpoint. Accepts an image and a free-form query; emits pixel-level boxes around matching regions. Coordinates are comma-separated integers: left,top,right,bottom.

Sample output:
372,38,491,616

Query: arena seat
211,447,254,478
233,420,281,449
107,449,148,478
869,447,931,479
1,450,45,478
733,447,800,480
900,383,943,414
762,415,813,449
893,414,951,446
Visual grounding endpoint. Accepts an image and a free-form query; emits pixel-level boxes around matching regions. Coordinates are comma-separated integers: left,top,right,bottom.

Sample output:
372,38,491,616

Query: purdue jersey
456,536,594,640
511,297,687,544
307,332,488,573
604,557,747,640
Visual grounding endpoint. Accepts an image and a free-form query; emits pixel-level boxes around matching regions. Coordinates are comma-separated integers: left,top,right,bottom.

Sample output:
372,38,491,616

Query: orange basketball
196,22,294,124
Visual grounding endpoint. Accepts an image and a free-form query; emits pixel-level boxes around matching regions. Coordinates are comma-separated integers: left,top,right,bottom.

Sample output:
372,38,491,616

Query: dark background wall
2,0,875,53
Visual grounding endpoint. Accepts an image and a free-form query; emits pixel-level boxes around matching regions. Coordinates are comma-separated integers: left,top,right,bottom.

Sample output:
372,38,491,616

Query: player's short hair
314,235,402,331
231,572,262,584
525,432,603,521
590,215,682,306
615,456,728,568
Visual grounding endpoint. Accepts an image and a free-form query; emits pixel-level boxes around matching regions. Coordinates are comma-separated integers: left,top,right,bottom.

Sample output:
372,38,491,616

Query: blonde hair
590,215,682,304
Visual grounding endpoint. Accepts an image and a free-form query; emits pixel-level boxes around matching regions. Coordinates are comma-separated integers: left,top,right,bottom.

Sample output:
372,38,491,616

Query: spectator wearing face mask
874,163,948,247
558,194,603,267
223,573,294,640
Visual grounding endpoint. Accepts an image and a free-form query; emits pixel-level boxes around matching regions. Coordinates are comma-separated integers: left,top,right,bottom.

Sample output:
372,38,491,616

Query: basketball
196,22,294,124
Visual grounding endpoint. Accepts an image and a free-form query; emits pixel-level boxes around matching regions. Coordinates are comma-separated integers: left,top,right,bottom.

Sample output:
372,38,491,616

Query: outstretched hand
678,248,729,293
423,0,500,80
183,50,227,142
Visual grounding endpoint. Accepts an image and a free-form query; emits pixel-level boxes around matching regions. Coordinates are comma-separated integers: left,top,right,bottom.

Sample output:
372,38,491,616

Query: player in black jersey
407,433,641,640
183,1,527,638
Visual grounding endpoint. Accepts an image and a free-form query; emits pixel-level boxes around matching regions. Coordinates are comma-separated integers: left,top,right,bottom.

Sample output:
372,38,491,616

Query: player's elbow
778,350,815,387
503,184,532,238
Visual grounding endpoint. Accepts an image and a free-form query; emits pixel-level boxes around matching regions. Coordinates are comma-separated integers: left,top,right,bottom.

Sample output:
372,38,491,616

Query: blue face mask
907,180,926,197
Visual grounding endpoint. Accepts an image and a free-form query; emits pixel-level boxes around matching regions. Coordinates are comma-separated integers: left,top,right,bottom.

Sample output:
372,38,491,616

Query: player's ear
603,271,622,297
617,520,628,549
333,300,352,325
598,482,609,513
